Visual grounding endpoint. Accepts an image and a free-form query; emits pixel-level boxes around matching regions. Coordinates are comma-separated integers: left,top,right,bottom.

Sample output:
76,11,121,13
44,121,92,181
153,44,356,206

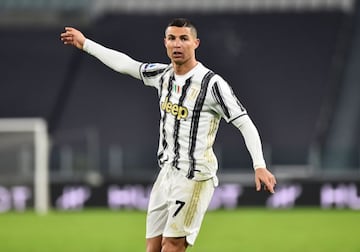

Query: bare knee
161,237,188,252
146,235,162,252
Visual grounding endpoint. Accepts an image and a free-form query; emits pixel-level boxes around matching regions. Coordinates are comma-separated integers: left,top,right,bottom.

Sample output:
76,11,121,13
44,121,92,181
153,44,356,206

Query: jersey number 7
173,200,185,217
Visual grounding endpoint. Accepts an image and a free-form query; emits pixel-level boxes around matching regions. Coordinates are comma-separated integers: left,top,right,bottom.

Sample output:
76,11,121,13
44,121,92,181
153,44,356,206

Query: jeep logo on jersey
161,97,188,120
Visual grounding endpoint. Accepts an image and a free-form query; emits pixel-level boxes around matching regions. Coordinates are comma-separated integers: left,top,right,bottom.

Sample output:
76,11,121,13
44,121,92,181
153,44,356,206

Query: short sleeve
209,75,247,123
140,63,170,90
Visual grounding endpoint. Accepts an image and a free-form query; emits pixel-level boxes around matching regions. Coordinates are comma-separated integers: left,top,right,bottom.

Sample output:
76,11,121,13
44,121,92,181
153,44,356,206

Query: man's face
164,26,199,65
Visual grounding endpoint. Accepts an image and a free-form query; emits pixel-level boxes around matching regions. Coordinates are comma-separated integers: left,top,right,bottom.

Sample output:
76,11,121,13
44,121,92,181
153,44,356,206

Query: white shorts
146,166,215,246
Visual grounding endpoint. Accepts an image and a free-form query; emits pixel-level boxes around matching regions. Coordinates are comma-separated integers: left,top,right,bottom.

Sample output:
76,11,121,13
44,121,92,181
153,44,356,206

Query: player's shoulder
143,62,169,71
207,72,228,89
197,62,226,83
141,62,171,77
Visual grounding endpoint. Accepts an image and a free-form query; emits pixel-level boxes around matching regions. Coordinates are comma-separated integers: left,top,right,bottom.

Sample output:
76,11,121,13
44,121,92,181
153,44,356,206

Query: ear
164,37,167,48
194,38,200,49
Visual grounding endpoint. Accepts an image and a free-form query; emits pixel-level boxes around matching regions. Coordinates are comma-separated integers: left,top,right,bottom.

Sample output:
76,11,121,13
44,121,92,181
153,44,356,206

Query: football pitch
0,208,358,252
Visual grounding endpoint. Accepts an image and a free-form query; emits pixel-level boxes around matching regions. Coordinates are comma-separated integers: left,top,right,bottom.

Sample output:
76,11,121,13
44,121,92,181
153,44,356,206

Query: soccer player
61,18,276,252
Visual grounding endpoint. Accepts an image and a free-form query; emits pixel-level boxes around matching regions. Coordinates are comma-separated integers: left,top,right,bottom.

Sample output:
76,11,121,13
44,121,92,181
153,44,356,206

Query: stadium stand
0,0,358,181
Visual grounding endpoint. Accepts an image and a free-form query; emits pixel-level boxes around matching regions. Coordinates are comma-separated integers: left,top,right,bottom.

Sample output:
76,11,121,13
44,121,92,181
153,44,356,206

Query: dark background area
0,9,358,179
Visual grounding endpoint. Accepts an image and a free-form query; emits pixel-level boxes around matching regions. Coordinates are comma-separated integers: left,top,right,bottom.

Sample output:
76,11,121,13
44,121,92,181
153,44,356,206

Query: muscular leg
146,236,188,252
161,237,188,252
146,235,163,252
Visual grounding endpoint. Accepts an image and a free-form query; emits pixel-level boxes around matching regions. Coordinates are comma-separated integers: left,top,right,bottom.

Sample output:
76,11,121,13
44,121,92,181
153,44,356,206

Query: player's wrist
253,163,266,170
82,38,90,51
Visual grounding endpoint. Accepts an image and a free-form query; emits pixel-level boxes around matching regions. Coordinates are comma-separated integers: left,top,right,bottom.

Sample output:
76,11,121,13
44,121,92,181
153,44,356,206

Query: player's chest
159,78,206,120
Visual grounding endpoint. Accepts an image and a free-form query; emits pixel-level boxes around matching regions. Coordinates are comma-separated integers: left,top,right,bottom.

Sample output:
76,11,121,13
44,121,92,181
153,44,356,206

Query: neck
172,59,198,75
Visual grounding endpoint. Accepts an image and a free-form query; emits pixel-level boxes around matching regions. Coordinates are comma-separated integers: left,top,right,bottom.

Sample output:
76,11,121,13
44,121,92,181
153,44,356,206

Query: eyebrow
166,34,190,38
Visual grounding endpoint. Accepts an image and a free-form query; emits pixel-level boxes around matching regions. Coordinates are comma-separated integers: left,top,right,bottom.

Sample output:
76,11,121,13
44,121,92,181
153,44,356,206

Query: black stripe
159,73,174,165
212,82,231,119
172,77,192,168
143,65,167,78
187,71,215,179
229,85,246,112
228,113,248,123
159,67,172,98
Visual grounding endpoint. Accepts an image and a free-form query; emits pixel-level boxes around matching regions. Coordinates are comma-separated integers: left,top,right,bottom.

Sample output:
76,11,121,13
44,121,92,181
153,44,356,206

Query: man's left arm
232,115,277,193
207,77,276,192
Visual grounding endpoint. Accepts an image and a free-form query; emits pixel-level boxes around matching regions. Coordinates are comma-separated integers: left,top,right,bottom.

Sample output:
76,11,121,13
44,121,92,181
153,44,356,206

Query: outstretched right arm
60,27,142,79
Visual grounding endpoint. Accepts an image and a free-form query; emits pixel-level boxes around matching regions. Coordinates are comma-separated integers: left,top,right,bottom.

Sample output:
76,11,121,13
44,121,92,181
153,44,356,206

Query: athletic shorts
146,166,215,246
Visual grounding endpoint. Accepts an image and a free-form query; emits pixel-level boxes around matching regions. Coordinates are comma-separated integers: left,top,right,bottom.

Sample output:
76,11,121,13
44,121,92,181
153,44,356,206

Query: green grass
0,208,359,252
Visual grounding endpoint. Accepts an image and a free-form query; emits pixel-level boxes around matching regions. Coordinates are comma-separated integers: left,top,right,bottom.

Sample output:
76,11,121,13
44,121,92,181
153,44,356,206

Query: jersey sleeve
208,75,247,123
83,39,142,79
140,63,170,90
232,115,267,169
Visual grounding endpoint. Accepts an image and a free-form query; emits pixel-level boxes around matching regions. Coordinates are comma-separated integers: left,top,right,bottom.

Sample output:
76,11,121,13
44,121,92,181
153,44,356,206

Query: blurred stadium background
0,0,359,213
1,1,360,251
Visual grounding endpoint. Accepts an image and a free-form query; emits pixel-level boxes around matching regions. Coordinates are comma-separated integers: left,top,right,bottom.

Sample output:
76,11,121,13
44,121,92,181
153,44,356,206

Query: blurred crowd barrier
1,179,360,212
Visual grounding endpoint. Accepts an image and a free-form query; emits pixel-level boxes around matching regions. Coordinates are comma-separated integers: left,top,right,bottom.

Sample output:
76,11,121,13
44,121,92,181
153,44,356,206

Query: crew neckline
174,62,201,80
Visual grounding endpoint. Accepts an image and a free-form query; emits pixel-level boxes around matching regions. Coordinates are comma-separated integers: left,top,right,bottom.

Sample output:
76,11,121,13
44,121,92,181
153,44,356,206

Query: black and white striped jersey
83,38,265,179
140,62,247,181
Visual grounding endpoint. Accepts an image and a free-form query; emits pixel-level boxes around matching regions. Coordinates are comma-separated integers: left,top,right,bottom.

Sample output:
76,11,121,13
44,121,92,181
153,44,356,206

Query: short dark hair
166,18,198,38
